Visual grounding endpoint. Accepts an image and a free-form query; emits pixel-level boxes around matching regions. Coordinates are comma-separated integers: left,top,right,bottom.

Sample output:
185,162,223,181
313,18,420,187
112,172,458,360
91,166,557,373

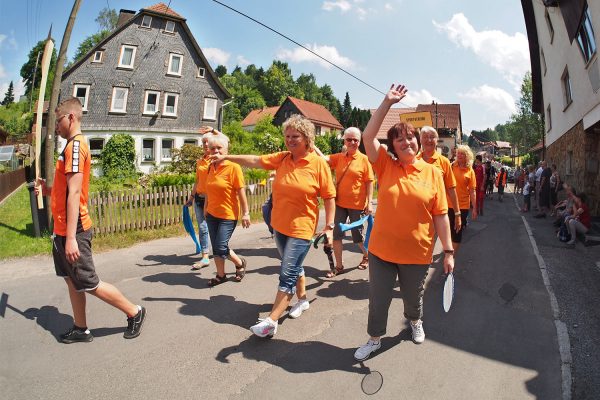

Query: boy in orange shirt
36,97,146,343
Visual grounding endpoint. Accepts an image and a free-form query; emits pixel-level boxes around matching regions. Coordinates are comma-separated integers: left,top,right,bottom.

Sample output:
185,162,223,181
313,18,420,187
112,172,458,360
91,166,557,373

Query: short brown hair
386,122,419,157
55,97,83,121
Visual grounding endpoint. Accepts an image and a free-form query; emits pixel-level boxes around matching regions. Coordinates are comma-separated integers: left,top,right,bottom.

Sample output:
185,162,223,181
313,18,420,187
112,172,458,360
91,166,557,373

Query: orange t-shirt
51,134,92,236
195,155,210,194
370,146,448,264
205,160,245,220
260,151,336,240
329,151,374,210
451,163,476,210
417,150,456,189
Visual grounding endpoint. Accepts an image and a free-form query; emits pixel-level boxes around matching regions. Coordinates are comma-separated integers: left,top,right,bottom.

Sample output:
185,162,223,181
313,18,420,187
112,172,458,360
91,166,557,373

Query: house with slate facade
60,3,231,173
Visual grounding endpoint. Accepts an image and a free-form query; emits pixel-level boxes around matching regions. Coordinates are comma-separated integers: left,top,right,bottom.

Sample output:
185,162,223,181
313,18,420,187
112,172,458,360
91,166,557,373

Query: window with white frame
92,50,103,63
562,67,573,108
72,84,90,111
161,139,174,160
163,93,179,116
144,90,161,114
547,104,552,131
165,20,175,33
89,138,105,157
168,53,183,76
142,139,155,161
183,139,197,146
203,98,218,120
576,6,596,63
545,9,554,43
118,45,137,69
110,87,129,113
141,15,152,28
197,67,205,78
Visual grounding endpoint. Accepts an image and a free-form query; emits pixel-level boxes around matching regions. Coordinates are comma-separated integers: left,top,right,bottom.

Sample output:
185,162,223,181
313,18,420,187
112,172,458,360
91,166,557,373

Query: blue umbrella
338,214,374,250
182,206,201,254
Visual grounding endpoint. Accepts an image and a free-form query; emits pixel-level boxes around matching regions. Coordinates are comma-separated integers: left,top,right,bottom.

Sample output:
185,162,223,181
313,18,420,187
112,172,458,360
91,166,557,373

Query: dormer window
118,45,137,69
165,20,175,33
92,50,103,63
141,15,152,28
168,53,183,76
197,67,205,78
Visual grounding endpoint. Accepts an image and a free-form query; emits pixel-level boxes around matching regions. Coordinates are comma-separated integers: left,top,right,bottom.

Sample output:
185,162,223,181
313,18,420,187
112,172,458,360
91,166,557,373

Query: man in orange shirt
417,126,462,234
316,127,374,276
36,97,146,343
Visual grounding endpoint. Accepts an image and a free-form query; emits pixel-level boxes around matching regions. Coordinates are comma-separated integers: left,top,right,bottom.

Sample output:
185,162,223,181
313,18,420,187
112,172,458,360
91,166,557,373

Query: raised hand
385,84,408,105
198,126,218,135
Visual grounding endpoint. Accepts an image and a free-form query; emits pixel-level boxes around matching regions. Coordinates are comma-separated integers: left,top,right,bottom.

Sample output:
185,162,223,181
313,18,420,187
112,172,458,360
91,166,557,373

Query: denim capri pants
273,230,311,295
206,213,237,258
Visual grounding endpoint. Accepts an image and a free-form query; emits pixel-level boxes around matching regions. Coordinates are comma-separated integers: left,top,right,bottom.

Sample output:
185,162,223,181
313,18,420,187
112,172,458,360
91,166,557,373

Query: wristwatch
455,210,461,215
326,223,335,230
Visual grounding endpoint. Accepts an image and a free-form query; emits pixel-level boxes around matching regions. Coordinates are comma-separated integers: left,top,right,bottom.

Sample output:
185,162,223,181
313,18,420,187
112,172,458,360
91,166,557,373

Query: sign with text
400,111,433,128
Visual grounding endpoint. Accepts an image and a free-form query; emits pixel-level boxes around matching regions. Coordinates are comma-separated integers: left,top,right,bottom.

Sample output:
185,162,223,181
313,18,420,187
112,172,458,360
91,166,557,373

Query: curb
512,193,572,400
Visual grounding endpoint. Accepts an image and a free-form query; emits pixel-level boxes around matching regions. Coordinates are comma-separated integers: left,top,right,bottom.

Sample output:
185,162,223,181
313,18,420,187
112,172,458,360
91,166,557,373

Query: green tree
169,144,204,175
71,30,111,65
215,65,227,77
95,7,118,31
20,40,57,97
1,81,15,106
100,133,137,179
296,73,323,104
259,61,300,106
224,121,255,155
254,115,284,153
340,92,352,127
319,84,342,121
507,72,544,155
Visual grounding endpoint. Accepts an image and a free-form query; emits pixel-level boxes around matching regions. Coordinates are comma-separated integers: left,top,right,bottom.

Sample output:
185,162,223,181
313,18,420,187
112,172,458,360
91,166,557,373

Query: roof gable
415,103,462,130
241,106,280,126
371,107,416,139
143,2,185,20
283,97,343,129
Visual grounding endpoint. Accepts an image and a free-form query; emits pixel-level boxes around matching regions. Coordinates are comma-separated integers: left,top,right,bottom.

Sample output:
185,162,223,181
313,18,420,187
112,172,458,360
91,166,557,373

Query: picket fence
88,180,272,236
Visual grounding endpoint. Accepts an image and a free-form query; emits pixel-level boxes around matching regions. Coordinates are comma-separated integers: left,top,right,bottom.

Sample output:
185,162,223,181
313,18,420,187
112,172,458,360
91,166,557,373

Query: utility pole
29,51,41,113
44,0,82,226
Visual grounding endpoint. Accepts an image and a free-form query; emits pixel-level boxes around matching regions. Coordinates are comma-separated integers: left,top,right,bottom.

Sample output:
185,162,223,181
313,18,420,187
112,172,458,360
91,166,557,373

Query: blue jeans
206,213,237,258
274,230,311,295
193,198,210,254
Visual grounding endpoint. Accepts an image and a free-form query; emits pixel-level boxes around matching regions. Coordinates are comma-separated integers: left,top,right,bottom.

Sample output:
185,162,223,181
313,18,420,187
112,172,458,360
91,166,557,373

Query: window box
144,90,161,115
168,53,183,76
72,84,90,111
110,87,129,113
118,45,137,69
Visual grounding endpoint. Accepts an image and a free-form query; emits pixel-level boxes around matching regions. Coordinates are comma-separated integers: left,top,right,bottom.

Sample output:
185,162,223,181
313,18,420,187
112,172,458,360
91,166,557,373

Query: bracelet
455,211,461,215
243,212,250,217
444,249,455,255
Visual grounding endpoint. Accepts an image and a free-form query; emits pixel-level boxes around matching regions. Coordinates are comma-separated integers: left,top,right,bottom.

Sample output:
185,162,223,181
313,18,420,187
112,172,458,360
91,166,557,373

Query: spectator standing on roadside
473,155,486,216
495,167,507,202
535,161,551,218
535,161,543,210
36,97,146,343
549,164,561,209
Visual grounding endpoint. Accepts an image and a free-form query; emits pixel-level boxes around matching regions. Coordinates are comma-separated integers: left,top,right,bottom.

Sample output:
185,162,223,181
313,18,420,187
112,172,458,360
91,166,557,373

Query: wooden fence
0,168,26,203
88,180,273,236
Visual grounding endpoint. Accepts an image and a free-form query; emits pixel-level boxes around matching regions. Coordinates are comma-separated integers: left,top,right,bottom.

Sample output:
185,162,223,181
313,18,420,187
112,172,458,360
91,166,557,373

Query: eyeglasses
344,138,359,143
56,114,70,124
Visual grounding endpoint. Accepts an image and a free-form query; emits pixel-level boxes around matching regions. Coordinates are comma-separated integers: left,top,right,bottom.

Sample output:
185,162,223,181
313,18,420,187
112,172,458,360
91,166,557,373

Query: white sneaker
410,320,425,344
354,339,381,361
250,318,277,338
288,300,310,319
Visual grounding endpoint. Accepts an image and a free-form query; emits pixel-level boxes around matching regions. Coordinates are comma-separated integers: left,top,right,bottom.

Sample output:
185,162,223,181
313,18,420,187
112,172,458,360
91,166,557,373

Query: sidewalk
0,197,567,400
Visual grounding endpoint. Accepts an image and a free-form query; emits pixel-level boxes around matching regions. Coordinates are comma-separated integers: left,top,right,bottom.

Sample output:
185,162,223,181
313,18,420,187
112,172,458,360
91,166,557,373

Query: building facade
60,3,230,173
522,0,600,214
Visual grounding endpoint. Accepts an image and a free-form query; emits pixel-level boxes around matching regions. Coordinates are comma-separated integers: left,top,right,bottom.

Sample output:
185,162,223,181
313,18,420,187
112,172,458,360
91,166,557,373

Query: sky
0,0,531,132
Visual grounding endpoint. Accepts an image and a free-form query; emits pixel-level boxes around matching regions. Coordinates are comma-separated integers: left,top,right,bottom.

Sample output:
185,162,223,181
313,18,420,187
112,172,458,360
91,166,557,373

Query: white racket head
443,272,454,312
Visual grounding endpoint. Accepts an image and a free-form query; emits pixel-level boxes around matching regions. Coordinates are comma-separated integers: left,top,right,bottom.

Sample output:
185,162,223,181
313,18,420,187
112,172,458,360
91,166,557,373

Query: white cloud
0,32,18,50
0,34,6,47
384,3,394,11
322,0,351,12
460,85,516,115
356,7,368,20
203,47,231,66
402,89,440,107
276,43,355,69
236,55,250,67
433,13,530,89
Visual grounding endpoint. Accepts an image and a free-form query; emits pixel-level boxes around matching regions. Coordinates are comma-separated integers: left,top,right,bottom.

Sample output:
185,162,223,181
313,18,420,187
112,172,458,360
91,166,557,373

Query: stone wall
546,121,600,215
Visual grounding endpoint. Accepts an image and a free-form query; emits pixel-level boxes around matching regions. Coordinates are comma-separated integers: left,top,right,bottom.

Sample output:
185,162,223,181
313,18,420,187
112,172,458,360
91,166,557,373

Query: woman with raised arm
353,84,455,361
210,115,336,338
203,133,251,286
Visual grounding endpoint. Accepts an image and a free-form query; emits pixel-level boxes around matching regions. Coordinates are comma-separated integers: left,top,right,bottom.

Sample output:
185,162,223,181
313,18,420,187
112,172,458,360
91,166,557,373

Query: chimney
116,9,136,29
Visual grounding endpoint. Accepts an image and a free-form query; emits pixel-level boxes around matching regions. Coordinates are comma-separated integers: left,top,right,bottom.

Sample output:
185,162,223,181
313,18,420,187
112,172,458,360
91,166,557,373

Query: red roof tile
241,106,280,127
415,103,461,131
143,3,184,19
286,97,343,130
371,107,416,139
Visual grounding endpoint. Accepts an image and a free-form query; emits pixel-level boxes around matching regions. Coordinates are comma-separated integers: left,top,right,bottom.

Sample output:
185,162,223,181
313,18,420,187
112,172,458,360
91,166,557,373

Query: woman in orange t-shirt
210,115,336,338
353,84,455,362
450,145,478,253
203,133,250,287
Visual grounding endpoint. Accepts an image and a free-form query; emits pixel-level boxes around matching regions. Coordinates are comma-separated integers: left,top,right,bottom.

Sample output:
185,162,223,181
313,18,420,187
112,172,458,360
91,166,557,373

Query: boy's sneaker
288,300,310,319
60,326,93,344
410,320,425,344
354,339,381,361
250,317,277,338
124,306,147,339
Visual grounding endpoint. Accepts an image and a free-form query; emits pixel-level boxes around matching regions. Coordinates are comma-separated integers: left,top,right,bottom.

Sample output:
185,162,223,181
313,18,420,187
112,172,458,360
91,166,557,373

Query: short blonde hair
55,97,83,121
282,114,315,150
456,145,474,168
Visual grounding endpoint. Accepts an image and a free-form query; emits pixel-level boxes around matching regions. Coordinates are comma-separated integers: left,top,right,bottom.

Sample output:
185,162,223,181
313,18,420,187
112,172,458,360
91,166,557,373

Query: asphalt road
3,190,596,399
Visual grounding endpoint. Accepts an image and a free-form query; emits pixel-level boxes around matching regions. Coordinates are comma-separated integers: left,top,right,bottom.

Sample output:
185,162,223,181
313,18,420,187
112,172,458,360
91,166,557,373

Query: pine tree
1,81,15,106
341,92,352,127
